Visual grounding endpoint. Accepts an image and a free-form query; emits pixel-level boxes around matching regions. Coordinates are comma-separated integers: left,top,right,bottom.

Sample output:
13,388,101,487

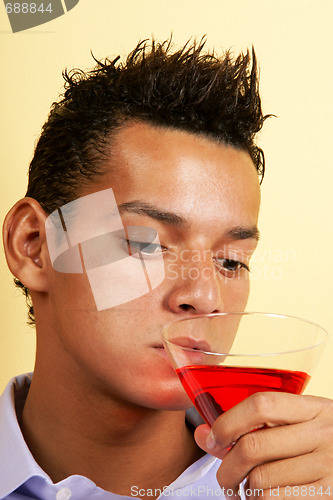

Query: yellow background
0,0,332,396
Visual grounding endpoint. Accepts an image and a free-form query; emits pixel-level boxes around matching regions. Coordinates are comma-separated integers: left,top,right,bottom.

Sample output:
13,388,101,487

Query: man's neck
20,364,205,497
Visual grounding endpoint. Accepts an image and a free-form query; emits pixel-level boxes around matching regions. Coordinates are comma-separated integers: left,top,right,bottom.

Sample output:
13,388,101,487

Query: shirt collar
0,373,51,498
165,453,218,492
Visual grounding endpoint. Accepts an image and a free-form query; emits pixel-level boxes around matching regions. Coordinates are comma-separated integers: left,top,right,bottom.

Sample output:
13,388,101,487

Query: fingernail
206,430,217,450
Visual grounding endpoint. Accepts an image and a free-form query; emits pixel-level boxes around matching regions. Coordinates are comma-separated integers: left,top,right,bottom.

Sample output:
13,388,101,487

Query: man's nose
166,254,223,315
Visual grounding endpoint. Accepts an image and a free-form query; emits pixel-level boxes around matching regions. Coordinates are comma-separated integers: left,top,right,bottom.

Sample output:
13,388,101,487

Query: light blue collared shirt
0,374,233,500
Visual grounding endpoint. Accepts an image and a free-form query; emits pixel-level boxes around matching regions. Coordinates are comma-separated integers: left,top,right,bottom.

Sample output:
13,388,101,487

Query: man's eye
127,240,165,258
214,258,249,277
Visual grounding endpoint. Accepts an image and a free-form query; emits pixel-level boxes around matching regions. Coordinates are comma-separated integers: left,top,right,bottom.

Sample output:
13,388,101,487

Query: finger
243,480,262,500
194,424,229,459
213,421,319,490
195,414,320,464
244,453,323,492
209,393,330,450
194,425,239,498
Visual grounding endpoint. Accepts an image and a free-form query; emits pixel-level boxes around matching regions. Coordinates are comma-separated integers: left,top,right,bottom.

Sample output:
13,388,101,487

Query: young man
1,39,333,499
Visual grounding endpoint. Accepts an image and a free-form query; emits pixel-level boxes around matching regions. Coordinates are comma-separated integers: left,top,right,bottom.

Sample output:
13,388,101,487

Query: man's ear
2,197,50,292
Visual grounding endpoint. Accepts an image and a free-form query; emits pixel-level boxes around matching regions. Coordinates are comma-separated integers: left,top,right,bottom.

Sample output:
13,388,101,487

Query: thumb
194,424,229,460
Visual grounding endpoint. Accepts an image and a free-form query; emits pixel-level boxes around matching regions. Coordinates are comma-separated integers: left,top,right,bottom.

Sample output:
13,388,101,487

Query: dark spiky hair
17,38,270,324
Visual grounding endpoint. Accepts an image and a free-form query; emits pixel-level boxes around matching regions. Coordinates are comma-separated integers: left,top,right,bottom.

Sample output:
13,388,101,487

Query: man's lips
154,337,212,353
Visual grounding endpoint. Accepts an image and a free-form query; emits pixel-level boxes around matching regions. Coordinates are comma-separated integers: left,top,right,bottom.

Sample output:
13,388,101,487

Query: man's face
43,122,261,411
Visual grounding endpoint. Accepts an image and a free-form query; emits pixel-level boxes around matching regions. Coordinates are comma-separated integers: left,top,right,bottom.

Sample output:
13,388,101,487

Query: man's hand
194,393,333,499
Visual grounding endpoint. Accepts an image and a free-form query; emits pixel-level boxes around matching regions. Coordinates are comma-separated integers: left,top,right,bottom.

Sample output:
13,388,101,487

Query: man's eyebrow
225,226,260,241
118,201,259,241
118,201,188,227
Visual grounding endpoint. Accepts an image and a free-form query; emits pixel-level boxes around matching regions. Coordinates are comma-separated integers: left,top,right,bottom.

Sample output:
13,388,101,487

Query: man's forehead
76,122,260,249
97,124,260,203
112,121,255,164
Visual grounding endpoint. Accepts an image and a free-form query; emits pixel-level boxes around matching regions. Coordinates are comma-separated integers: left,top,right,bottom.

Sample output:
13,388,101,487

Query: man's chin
146,391,193,412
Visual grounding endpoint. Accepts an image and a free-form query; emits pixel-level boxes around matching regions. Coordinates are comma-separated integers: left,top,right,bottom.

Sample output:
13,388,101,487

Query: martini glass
161,312,328,427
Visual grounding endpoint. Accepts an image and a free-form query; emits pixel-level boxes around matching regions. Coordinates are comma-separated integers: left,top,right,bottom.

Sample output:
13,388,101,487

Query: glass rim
160,311,329,357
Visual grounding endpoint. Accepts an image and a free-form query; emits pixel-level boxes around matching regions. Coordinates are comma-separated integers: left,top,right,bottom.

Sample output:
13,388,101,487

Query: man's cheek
86,253,165,311
45,188,166,311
